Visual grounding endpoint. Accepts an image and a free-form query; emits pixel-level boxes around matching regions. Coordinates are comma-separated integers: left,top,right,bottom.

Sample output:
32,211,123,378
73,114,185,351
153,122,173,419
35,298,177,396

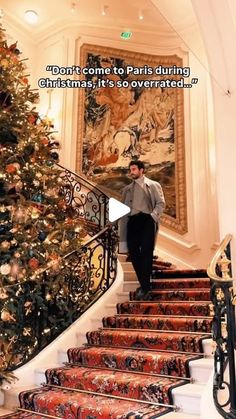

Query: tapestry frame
76,43,187,234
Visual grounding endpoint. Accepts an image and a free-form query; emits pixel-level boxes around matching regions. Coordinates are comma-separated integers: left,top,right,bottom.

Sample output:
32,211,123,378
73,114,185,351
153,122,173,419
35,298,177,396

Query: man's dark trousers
127,212,155,292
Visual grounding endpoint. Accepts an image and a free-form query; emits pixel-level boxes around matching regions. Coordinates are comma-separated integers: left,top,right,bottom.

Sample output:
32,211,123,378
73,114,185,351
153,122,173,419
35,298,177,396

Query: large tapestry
76,44,187,234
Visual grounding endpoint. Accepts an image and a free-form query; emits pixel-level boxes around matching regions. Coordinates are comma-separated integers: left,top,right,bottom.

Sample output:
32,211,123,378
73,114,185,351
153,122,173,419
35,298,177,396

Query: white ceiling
0,0,197,41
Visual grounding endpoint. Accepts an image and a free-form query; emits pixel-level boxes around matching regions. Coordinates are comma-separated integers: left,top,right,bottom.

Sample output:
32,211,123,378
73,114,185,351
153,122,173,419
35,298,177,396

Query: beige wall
192,0,236,278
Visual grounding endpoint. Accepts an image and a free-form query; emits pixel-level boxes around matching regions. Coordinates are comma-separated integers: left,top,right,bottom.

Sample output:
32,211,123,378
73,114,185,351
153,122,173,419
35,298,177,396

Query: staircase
0,255,213,418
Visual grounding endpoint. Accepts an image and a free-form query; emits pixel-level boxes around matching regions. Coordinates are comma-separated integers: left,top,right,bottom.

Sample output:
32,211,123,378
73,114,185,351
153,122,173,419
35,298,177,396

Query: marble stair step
165,412,200,418
102,314,212,333
45,365,184,406
3,385,38,410
118,291,212,304
123,280,139,292
116,290,211,304
118,254,129,263
119,261,134,270
130,289,210,302
189,357,213,383
76,330,213,357
122,280,210,292
116,291,131,303
86,328,211,354
172,382,205,415
199,338,212,357
117,301,212,317
0,407,14,416
151,278,210,289
19,386,171,418
35,365,61,386
67,345,203,377
59,345,213,384
152,272,208,279
118,255,159,263
58,348,69,365
90,317,103,329
104,303,118,316
123,270,137,281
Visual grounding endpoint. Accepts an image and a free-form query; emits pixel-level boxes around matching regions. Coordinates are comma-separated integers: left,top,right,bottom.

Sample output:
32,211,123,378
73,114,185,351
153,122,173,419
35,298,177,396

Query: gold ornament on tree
1,309,16,322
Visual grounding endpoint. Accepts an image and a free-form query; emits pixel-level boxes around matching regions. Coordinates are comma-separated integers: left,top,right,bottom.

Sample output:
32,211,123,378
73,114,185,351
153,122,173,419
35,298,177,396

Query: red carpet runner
2,266,212,418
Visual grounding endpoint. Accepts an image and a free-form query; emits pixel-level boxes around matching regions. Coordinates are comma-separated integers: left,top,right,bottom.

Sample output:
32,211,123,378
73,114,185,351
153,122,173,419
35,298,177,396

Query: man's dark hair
129,160,145,170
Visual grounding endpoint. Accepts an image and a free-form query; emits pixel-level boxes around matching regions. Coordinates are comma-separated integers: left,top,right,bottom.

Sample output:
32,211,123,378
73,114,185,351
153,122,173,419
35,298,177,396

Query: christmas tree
0,25,87,383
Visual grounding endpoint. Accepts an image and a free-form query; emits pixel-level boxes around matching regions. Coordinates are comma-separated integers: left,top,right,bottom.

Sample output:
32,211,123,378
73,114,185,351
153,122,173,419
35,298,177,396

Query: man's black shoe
135,287,152,301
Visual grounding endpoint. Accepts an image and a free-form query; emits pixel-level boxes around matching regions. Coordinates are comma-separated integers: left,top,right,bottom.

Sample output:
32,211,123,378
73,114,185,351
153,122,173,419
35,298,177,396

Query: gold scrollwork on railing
216,288,225,301
221,322,227,339
208,234,236,418
209,303,215,316
218,252,231,279
207,234,232,282
230,287,236,305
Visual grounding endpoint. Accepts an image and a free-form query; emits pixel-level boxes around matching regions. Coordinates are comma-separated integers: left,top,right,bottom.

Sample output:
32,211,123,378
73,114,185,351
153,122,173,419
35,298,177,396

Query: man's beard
130,174,140,179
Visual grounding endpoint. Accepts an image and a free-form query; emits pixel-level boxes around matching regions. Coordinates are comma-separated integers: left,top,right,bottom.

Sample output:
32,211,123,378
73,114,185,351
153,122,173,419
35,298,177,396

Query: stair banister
207,234,236,418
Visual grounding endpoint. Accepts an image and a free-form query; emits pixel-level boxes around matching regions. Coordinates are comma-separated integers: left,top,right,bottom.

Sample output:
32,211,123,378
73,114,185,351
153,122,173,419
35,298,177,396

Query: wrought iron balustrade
57,163,110,230
207,234,236,418
0,165,118,374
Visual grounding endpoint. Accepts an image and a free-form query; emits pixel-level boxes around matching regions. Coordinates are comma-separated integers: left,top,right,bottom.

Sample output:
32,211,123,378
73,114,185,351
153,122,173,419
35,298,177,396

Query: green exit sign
120,31,132,40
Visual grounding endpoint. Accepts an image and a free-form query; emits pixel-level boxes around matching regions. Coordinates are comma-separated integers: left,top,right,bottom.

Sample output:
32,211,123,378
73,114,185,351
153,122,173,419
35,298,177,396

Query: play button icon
108,198,130,222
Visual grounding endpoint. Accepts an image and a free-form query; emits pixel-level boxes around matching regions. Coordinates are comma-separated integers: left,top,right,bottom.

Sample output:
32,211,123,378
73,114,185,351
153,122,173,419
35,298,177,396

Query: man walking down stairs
0,256,213,418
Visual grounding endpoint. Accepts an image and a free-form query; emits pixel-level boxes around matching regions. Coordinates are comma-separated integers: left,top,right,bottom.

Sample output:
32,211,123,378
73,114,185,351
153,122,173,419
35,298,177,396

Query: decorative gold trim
116,314,213,318
85,343,206,356
102,327,211,335
64,362,193,382
135,300,211,303
208,303,215,316
47,383,177,410
207,234,233,282
76,43,187,235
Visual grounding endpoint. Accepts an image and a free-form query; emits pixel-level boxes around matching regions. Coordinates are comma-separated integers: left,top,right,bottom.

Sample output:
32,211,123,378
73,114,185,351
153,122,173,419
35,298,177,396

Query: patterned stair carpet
103,315,212,333
152,268,207,278
1,268,212,419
